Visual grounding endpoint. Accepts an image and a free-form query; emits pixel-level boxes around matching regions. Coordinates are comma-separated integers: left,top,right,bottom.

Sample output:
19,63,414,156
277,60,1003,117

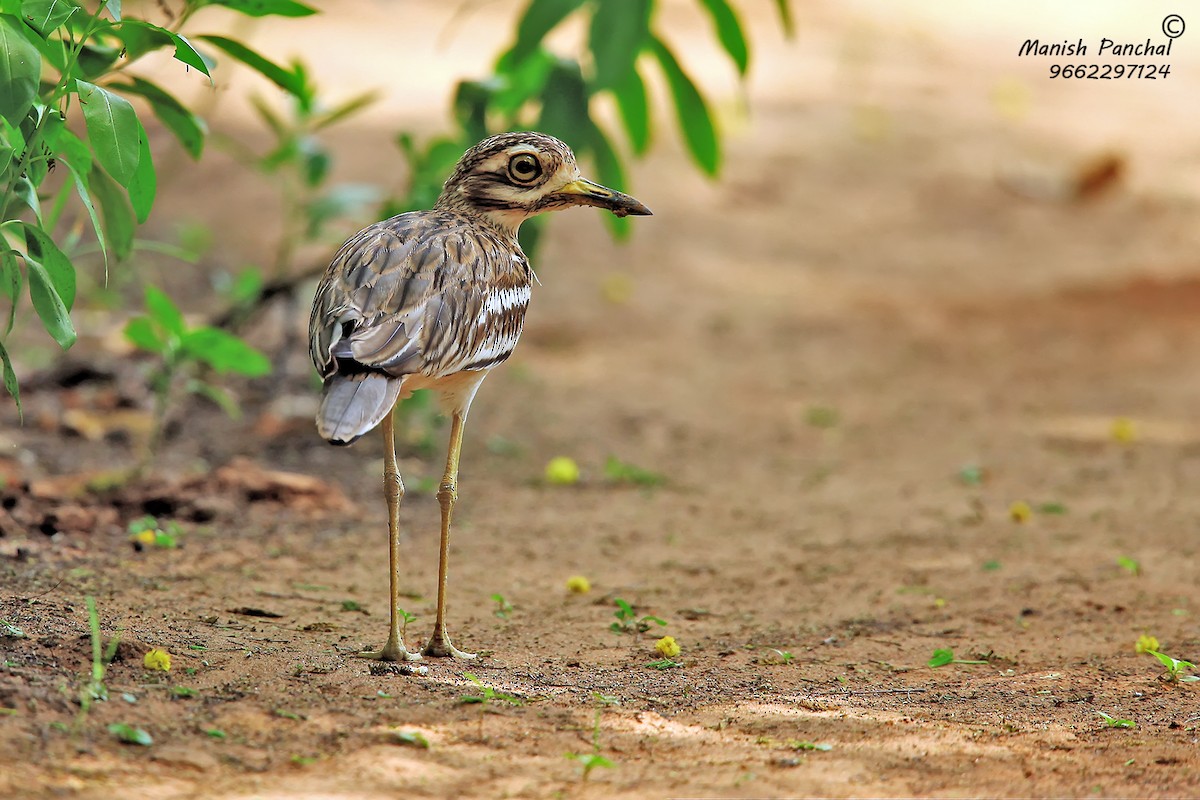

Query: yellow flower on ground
1111,417,1137,443
1135,634,1160,654
143,648,171,672
544,456,580,486
655,636,681,659
1009,501,1032,523
565,575,591,594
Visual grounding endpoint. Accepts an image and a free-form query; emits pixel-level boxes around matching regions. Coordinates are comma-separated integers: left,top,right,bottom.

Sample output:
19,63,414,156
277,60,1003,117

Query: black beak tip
613,202,652,218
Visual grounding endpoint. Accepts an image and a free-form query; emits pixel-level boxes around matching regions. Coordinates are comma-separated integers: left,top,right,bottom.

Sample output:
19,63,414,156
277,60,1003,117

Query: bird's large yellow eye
507,153,542,183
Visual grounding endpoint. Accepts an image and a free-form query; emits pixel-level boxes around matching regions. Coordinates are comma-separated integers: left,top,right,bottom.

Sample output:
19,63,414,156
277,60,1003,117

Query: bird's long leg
423,410,476,659
359,402,422,662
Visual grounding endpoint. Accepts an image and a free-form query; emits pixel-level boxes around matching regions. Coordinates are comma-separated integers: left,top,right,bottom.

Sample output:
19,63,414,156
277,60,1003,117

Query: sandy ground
3,1,1200,797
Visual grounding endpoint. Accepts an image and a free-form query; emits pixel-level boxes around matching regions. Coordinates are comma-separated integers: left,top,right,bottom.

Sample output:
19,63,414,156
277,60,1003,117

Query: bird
309,132,652,661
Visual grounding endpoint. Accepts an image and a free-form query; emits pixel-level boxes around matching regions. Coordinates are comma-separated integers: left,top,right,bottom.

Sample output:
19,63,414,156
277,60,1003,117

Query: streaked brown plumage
309,132,651,660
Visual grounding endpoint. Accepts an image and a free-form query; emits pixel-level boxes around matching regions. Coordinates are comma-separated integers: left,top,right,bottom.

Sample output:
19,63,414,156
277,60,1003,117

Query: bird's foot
423,628,476,659
355,635,423,662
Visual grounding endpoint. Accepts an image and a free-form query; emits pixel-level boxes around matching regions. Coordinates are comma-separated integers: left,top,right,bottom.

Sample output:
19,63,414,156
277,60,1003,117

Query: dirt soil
3,1,1200,797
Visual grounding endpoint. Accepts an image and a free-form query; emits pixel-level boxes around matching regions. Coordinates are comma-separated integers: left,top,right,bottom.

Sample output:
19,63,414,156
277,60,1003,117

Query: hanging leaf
110,77,206,158
588,121,630,240
197,35,304,96
88,164,135,260
697,0,749,76
20,222,74,308
612,67,649,155
0,14,40,125
57,133,107,272
0,248,20,336
648,36,719,176
26,255,76,349
0,338,19,416
587,0,650,89
536,58,588,147
126,126,154,222
774,0,795,38
76,79,141,186
505,0,584,67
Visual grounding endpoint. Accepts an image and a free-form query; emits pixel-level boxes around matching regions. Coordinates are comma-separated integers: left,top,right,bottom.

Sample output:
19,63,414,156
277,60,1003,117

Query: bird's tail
316,373,402,446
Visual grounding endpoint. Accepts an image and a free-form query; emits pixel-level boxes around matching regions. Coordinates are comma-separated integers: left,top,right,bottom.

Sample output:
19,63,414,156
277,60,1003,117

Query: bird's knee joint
384,470,404,497
436,481,457,506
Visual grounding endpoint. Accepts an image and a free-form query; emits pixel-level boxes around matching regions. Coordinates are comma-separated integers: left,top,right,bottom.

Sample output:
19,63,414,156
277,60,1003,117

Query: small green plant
107,722,152,746
958,464,985,486
646,658,682,670
392,729,430,749
490,593,514,619
124,286,270,465
78,596,120,723
566,751,615,781
609,598,666,635
788,740,833,751
340,599,363,612
805,406,839,428
927,648,989,668
1097,711,1135,729
204,728,226,740
1146,650,1199,683
759,648,794,665
459,672,524,739
0,619,25,638
1117,556,1141,576
170,686,198,698
603,456,665,487
1037,501,1067,514
127,515,181,549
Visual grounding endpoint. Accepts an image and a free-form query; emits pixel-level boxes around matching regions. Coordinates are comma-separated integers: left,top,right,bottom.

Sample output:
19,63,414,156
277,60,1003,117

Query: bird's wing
309,212,530,382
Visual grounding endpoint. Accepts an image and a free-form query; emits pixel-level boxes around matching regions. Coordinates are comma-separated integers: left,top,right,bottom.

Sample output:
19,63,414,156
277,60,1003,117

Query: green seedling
127,515,182,549
460,672,524,739
340,600,363,612
1037,501,1067,514
927,648,988,668
566,752,615,781
170,686,199,698
759,648,794,665
610,598,667,635
789,740,833,751
982,560,1002,571
205,728,227,740
274,709,304,721
0,620,25,638
125,287,271,465
958,464,985,486
603,456,666,487
392,730,431,749
79,597,120,723
491,594,514,619
107,723,152,746
1117,556,1141,576
1097,712,1135,729
646,658,682,670
1146,650,1200,683
805,406,839,428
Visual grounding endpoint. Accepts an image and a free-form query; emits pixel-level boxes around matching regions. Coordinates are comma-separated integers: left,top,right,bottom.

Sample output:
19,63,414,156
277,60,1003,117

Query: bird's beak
551,178,652,218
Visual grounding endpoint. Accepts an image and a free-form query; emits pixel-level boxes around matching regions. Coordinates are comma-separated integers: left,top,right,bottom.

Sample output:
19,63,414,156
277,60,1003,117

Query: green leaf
648,36,719,176
104,0,119,21
313,89,379,131
0,248,20,335
612,67,649,154
106,723,152,746
505,0,584,67
57,135,106,271
697,0,749,75
143,285,184,336
127,125,154,222
9,175,39,221
588,122,629,240
20,222,74,307
110,77,205,159
26,254,75,348
774,0,794,37
0,14,40,125
167,31,212,77
180,326,271,376
203,0,316,18
197,35,303,96
0,338,20,416
123,316,164,353
587,0,649,90
185,378,241,418
88,164,134,260
20,0,79,35
928,648,955,667
76,79,141,186
536,58,588,146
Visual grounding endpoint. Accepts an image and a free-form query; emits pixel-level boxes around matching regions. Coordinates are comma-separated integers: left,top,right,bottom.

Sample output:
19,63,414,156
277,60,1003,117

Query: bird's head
435,132,652,236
